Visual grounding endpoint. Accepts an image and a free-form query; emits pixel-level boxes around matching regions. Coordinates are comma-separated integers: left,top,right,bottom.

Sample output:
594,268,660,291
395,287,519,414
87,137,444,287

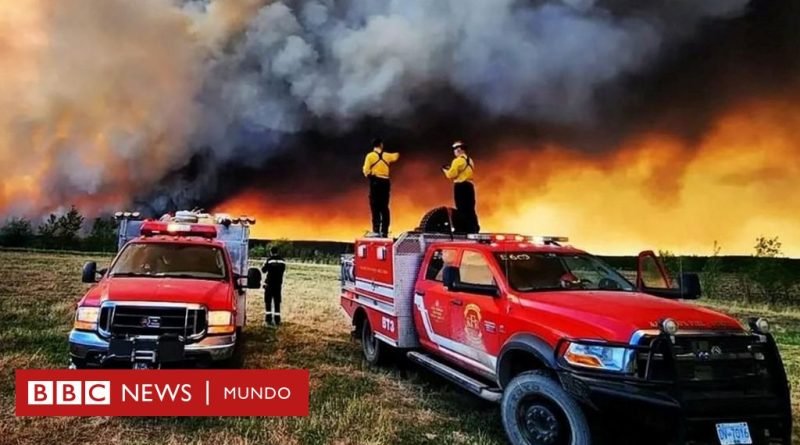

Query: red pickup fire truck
69,210,262,369
340,209,791,445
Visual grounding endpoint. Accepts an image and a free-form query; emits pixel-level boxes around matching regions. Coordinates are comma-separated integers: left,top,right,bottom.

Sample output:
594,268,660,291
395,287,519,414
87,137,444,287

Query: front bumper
555,334,793,444
560,371,791,444
69,329,236,365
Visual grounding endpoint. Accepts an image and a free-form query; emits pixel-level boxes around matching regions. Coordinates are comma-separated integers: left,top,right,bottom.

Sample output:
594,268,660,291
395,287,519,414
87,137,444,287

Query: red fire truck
69,210,263,369
340,208,791,445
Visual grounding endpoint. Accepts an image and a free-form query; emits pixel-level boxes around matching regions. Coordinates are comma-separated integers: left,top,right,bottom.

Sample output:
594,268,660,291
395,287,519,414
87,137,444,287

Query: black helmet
371,138,384,148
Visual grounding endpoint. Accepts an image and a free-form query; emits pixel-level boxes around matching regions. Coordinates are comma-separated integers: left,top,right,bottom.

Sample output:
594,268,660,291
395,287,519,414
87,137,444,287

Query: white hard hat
452,140,465,149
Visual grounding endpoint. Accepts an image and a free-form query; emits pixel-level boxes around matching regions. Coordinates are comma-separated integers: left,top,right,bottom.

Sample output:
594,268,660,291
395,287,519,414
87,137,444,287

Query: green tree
36,206,86,250
85,217,118,252
754,236,782,258
267,238,294,258
0,217,34,247
249,244,267,259
56,206,84,248
37,214,59,248
748,236,789,305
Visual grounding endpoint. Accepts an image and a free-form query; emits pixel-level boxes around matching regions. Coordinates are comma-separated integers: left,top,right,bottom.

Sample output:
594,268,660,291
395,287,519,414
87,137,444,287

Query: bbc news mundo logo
16,369,309,417
27,380,111,405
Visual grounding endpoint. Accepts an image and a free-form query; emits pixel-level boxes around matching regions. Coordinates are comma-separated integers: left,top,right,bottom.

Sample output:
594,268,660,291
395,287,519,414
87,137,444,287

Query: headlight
563,342,632,372
74,306,99,330
660,318,679,335
208,310,234,334
748,317,770,334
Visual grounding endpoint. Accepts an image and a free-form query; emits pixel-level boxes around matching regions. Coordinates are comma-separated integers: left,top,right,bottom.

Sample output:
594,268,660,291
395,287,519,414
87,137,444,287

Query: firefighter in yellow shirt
442,140,480,233
362,138,399,237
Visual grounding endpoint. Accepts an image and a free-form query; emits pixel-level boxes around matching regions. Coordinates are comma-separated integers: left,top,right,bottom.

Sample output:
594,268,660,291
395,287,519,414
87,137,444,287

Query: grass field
0,250,797,444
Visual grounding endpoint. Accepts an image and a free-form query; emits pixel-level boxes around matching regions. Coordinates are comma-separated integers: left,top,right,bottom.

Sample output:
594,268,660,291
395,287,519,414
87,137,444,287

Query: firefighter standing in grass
262,247,286,326
443,140,480,234
362,138,399,237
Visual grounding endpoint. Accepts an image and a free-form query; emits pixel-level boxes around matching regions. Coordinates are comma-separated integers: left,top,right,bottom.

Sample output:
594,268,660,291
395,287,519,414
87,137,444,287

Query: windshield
494,252,634,292
109,243,228,280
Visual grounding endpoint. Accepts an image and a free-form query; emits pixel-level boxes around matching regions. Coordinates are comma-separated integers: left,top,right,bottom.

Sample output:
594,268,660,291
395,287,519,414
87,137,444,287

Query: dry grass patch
0,251,796,444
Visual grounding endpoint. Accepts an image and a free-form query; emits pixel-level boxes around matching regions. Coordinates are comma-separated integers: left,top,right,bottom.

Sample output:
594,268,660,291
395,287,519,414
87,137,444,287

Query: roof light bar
140,221,217,238
467,233,533,243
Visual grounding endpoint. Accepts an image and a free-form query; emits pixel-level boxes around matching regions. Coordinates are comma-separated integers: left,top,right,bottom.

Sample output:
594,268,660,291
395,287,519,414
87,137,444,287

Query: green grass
0,251,503,445
0,251,797,444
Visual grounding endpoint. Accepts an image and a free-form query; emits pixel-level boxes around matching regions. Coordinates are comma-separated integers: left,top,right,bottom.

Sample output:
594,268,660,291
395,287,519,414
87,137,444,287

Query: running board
406,351,502,402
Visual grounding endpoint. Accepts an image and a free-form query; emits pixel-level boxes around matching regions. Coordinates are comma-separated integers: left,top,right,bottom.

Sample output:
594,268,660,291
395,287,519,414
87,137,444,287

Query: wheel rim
516,396,569,445
363,323,377,358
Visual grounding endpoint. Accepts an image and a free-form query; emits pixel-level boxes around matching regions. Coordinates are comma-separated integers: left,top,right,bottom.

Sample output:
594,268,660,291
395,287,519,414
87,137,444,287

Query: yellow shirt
443,154,474,183
362,149,399,179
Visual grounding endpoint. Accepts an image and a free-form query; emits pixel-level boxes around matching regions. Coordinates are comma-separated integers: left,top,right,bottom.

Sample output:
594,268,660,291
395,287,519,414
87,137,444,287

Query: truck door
447,249,501,373
636,250,671,290
414,248,457,348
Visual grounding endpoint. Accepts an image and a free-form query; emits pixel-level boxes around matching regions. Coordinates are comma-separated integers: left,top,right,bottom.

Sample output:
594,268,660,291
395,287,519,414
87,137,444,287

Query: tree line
2,208,798,305
0,206,118,252
0,207,342,262
654,237,800,306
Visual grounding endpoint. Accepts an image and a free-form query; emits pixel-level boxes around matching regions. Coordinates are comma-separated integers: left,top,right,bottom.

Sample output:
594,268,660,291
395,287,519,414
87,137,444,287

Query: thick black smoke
131,0,798,214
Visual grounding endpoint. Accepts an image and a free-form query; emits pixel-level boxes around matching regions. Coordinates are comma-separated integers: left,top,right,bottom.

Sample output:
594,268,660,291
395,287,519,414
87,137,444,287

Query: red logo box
16,369,309,417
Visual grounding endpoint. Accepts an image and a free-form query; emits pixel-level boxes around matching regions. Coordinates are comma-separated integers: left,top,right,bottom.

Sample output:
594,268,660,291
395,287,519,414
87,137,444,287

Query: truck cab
69,211,262,369
341,227,792,445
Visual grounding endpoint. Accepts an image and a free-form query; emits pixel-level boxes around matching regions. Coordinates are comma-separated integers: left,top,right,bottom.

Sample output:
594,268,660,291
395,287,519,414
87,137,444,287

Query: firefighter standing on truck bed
442,140,480,234
262,247,286,326
362,138,399,238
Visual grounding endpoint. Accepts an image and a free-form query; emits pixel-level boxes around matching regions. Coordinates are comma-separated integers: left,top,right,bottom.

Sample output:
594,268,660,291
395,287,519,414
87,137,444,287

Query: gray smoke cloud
194,0,749,156
0,0,751,217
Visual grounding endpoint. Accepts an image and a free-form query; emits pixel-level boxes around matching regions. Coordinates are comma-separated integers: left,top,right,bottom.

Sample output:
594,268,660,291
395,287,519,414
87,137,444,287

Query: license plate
156,338,185,363
109,338,134,356
716,422,752,445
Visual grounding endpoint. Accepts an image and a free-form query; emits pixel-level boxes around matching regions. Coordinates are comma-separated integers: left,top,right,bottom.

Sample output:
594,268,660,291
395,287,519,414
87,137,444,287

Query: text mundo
224,386,292,400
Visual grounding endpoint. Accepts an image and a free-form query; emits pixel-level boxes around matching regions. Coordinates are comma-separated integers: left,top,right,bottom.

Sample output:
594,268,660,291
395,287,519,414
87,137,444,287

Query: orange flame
219,98,800,256
0,0,267,217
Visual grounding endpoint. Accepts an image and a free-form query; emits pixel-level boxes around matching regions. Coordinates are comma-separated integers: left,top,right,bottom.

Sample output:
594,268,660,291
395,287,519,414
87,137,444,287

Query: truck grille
634,334,769,387
98,303,206,341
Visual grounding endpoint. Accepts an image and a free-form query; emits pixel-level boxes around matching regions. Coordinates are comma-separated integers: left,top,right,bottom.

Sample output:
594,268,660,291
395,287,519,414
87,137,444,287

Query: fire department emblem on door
464,303,482,345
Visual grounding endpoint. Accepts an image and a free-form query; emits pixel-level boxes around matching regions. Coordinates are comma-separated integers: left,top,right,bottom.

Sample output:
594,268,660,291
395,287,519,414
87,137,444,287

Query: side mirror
442,266,460,289
82,262,97,283
246,267,262,289
641,273,702,300
678,272,702,299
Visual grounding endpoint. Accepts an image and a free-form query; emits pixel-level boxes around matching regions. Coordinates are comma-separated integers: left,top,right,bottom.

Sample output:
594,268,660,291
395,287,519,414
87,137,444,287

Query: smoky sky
99,0,800,214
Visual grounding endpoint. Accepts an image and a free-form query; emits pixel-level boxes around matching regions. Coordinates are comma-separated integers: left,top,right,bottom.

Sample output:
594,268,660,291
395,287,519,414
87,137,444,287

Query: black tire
416,206,457,234
219,330,245,368
501,371,591,445
361,317,386,365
